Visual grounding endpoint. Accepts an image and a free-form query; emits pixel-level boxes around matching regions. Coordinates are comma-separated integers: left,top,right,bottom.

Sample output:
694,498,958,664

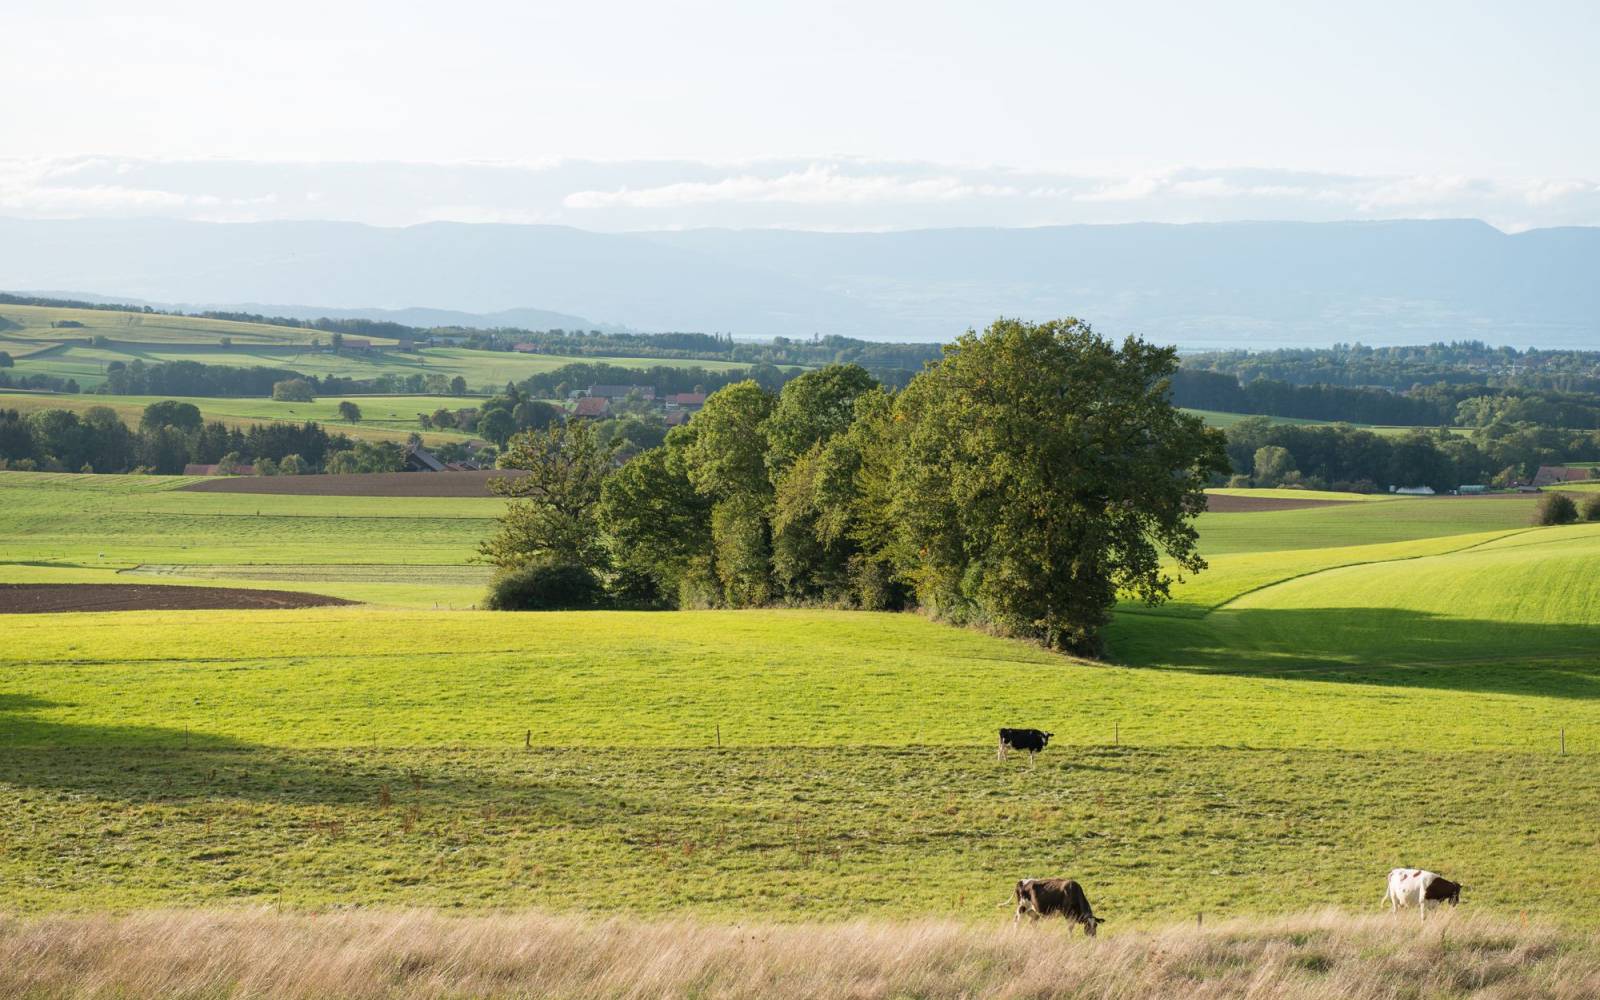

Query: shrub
1583,494,1600,522
1534,492,1579,526
484,563,606,611
272,379,315,402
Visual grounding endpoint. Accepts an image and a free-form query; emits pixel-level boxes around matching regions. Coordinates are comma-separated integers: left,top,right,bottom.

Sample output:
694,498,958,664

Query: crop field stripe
1204,525,1538,612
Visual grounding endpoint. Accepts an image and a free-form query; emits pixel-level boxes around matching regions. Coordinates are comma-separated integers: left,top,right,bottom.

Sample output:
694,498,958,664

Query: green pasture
3,472,1600,921
0,389,486,445
11,343,768,392
0,472,500,606
0,303,343,346
2,741,1593,922
1184,407,1433,437
1196,495,1537,554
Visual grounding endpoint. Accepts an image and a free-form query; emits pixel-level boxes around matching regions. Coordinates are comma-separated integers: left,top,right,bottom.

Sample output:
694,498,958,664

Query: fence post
1114,721,1119,746
524,729,531,750
1560,728,1566,755
716,724,722,748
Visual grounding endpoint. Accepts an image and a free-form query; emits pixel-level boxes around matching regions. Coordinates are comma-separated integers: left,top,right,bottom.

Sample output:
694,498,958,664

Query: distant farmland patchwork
3,471,1598,924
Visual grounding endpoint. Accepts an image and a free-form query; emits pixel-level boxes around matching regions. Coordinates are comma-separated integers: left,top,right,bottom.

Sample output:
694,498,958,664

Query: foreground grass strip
2,747,1597,921
1,908,1595,999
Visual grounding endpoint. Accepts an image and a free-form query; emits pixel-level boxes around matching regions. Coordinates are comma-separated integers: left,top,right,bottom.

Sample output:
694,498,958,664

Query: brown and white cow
1012,878,1104,935
1384,868,1462,921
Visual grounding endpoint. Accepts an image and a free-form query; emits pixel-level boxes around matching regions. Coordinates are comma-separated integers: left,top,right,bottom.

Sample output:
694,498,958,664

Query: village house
1532,465,1595,487
665,392,707,410
572,396,611,418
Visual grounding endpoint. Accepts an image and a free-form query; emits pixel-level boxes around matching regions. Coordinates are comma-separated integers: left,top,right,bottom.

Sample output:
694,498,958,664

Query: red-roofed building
572,396,610,418
666,392,707,410
1533,465,1595,487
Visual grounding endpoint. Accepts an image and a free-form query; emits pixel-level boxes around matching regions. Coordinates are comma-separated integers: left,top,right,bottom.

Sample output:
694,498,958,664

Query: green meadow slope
0,390,499,447
1,475,1598,921
0,303,347,346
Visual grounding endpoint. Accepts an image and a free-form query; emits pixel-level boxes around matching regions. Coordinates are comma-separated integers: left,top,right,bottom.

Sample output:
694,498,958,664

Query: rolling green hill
2,473,1598,922
1184,407,1435,437
0,303,353,347
0,390,491,445
7,342,762,392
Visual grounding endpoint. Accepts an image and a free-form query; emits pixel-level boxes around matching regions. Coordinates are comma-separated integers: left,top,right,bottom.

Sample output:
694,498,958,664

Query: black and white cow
1384,868,1463,921
998,728,1052,763
1012,878,1103,935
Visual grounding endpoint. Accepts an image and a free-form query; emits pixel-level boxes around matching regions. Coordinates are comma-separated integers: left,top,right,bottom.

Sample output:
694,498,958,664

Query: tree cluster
1186,341,1600,394
98,359,475,398
1222,417,1600,492
0,405,364,474
484,319,1226,654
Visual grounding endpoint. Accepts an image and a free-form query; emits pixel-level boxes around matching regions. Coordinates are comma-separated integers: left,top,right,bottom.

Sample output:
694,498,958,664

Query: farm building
572,397,610,418
402,443,480,472
403,444,448,472
665,392,707,410
1532,465,1594,487
1392,485,1436,495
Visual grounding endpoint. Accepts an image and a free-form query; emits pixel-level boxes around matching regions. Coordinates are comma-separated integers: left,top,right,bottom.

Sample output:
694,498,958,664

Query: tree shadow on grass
1107,606,1600,699
0,694,614,821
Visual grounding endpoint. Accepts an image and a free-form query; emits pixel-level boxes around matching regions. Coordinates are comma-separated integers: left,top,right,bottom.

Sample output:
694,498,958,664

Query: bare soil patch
0,583,356,613
179,470,524,497
1204,494,1360,513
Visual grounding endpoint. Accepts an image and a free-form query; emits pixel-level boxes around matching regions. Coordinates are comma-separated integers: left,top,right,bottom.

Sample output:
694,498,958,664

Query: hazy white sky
4,0,1597,228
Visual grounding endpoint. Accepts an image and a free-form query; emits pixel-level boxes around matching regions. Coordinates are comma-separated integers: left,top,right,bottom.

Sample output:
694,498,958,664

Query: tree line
101,360,473,399
1172,368,1600,430
1185,341,1600,395
0,404,395,475
480,319,1226,655
1222,417,1600,492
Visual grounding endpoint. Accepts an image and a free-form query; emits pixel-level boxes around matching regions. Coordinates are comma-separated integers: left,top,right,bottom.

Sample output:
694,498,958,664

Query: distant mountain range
2,217,1596,347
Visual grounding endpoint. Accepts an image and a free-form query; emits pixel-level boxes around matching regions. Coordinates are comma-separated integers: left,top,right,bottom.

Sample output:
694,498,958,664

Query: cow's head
1043,732,1054,745
1084,914,1104,936
1448,885,1463,906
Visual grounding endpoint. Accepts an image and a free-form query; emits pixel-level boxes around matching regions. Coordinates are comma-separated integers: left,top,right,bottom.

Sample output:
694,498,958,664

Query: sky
3,0,1597,231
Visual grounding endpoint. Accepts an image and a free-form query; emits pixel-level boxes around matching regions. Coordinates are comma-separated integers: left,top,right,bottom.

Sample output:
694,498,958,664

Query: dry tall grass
2,907,1595,999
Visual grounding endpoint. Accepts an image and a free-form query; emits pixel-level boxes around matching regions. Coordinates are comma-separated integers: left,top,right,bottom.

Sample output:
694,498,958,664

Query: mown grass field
2,473,1598,926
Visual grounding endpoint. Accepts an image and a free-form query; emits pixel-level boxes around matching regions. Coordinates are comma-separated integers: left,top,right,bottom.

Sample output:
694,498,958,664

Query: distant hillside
16,294,617,335
2,217,1598,346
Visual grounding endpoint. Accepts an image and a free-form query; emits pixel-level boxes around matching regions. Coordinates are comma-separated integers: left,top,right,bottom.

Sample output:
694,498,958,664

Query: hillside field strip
0,304,352,347
1181,407,1435,437
1,472,1598,927
0,390,492,447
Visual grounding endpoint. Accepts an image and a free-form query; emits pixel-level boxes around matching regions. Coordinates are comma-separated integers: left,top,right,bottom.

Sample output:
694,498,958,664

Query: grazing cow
998,728,1052,763
1012,878,1103,935
1384,868,1462,921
